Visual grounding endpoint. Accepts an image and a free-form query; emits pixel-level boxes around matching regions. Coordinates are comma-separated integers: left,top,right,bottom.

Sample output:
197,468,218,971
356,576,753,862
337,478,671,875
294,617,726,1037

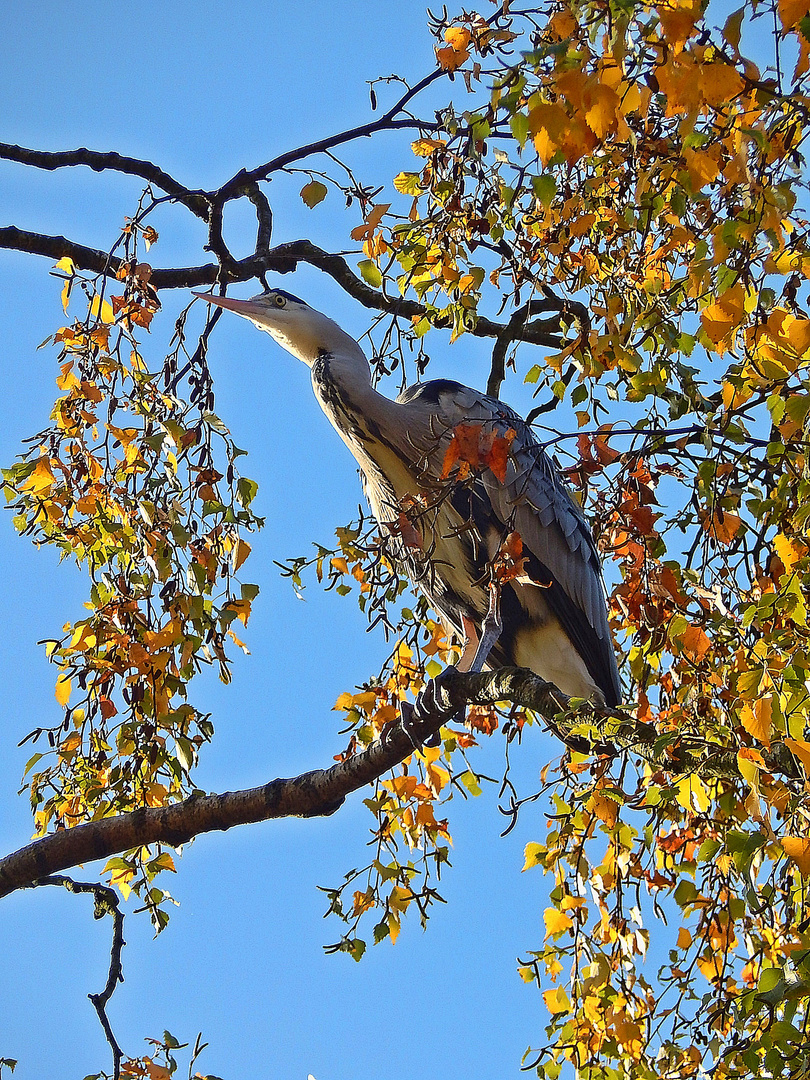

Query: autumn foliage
5,1,810,1077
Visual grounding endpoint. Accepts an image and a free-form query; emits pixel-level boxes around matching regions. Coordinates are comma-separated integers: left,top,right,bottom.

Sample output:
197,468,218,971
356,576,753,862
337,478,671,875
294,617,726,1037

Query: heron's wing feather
398,381,620,704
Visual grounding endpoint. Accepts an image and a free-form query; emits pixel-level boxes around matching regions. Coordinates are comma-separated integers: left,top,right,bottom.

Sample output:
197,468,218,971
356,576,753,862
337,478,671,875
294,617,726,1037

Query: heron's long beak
192,291,268,321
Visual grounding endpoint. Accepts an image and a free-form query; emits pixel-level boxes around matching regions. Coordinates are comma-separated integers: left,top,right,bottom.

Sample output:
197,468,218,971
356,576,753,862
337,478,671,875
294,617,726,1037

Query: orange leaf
704,509,742,545
739,696,773,747
680,624,711,661
779,0,809,32
782,836,810,876
441,423,484,477
677,926,693,949
483,428,516,483
785,737,810,772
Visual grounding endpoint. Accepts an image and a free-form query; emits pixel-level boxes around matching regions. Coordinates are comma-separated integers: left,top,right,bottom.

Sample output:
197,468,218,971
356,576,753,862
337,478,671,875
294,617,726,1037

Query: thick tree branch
1,666,800,901
0,142,209,219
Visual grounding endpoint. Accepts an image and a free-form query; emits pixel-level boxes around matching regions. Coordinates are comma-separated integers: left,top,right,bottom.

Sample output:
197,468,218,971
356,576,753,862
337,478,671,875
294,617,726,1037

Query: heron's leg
456,614,479,673
469,583,503,674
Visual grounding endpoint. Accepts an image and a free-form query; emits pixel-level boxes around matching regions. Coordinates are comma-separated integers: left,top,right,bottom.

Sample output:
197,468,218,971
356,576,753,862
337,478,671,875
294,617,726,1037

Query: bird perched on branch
193,288,621,708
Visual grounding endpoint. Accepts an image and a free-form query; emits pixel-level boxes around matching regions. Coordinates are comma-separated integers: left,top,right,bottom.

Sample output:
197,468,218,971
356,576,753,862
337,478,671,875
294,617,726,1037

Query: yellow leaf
699,62,745,107
22,457,57,494
684,147,721,190
786,316,810,355
544,906,573,938
55,676,71,707
543,985,571,1015
89,295,115,324
782,836,810,876
233,538,251,572
584,83,619,138
586,790,619,827
392,171,423,196
675,774,710,813
54,256,75,275
522,841,544,871
411,138,447,157
352,890,375,916
774,533,805,575
737,747,764,792
331,556,349,574
739,696,773,747
444,26,472,51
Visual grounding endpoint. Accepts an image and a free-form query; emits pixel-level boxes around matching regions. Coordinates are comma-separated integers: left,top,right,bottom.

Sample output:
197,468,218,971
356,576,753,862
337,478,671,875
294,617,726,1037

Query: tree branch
487,294,586,397
0,666,799,901
0,142,209,219
216,70,447,197
0,228,567,349
27,875,125,1079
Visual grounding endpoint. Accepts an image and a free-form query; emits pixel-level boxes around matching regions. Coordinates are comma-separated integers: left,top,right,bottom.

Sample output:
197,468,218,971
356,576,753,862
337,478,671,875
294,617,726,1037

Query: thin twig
25,875,125,1080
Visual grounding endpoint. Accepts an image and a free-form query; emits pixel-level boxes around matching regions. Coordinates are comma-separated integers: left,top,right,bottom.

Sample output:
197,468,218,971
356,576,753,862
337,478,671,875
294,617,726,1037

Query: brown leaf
681,624,712,661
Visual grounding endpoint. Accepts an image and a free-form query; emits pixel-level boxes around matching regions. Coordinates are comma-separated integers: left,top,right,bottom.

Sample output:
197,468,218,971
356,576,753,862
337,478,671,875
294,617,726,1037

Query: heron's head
192,288,365,367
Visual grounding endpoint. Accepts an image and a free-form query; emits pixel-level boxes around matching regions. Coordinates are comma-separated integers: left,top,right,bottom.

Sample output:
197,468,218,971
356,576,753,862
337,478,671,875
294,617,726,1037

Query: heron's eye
274,294,287,308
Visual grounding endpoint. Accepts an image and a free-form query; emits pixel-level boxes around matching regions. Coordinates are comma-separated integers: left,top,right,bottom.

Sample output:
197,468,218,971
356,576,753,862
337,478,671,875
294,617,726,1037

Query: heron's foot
400,666,461,749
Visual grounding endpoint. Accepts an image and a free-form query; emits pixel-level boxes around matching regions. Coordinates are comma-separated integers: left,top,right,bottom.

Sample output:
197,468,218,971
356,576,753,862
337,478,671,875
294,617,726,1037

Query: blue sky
0,3,574,1078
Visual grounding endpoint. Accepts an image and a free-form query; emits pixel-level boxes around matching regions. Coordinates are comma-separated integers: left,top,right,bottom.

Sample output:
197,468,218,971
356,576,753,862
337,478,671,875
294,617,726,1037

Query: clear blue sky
0,3,571,1078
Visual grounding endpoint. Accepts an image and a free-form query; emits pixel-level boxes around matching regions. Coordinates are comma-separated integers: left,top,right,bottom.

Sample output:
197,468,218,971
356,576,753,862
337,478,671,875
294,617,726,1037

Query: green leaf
532,173,557,209
23,753,43,777
349,937,366,962
300,180,328,208
510,111,530,148
357,259,382,289
237,477,259,508
458,770,482,797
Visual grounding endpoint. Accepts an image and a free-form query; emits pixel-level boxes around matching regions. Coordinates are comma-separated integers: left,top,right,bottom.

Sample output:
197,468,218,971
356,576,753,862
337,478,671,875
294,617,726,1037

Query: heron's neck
310,348,398,454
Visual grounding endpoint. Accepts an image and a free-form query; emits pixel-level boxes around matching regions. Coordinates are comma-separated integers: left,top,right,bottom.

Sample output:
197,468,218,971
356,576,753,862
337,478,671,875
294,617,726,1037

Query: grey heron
193,288,621,709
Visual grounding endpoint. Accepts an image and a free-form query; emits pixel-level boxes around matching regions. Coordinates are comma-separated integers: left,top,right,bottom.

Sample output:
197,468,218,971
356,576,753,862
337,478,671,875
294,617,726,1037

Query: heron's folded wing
402,381,621,704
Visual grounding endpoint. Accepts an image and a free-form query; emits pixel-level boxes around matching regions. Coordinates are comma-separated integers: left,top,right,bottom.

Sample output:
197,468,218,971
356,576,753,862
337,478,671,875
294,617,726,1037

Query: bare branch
217,70,447,196
27,875,125,1079
0,142,209,219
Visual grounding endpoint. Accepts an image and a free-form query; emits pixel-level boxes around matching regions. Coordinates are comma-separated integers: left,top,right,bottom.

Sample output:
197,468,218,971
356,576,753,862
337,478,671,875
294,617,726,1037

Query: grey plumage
193,288,621,707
